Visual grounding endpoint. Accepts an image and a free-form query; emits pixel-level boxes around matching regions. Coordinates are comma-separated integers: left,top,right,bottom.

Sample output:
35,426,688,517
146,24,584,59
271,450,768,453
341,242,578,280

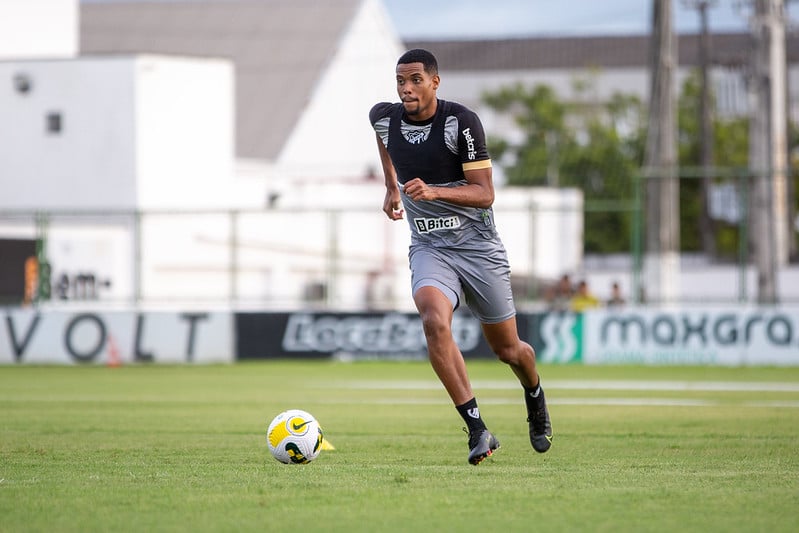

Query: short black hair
397,49,438,75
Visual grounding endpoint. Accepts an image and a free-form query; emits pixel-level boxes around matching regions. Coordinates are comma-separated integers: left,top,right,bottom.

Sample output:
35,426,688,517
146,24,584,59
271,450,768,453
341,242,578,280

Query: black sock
523,380,544,412
456,397,487,434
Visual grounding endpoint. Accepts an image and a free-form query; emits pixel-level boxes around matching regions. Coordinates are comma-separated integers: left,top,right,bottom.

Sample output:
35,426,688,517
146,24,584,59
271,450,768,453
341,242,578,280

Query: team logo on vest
404,129,427,144
414,216,461,233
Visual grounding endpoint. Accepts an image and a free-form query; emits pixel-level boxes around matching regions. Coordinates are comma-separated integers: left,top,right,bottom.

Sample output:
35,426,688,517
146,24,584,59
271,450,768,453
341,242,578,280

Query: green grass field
2,361,798,532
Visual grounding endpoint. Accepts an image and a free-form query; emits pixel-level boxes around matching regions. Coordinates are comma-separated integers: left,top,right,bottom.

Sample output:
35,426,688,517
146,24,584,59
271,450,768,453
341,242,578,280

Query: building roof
406,33,799,72
81,0,362,161
81,0,797,161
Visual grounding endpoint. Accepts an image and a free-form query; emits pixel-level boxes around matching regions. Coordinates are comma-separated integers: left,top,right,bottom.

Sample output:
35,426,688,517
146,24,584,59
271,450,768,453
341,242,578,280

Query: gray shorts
408,236,516,324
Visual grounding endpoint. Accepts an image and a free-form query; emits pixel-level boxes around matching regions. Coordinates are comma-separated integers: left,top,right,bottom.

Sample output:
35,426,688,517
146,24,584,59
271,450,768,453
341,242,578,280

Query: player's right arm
370,103,405,221
374,133,404,220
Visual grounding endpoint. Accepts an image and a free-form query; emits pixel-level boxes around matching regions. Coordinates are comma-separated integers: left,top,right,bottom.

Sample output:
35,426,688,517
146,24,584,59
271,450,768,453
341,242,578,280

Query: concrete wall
0,58,137,210
0,55,235,304
134,55,234,209
276,0,405,180
0,0,77,59
0,55,234,210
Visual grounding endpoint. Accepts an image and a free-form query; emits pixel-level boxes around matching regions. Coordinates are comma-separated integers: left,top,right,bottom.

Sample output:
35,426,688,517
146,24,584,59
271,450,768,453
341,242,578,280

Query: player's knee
493,344,519,365
494,341,535,365
419,310,450,341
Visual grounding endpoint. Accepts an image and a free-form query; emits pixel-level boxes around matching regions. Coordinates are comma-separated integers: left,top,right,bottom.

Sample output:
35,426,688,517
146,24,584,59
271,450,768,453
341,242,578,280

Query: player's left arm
402,108,495,208
404,166,494,208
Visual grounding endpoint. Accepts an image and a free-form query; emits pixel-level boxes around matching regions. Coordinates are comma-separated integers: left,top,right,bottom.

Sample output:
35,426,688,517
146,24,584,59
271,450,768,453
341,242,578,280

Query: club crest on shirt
414,216,461,234
403,129,428,144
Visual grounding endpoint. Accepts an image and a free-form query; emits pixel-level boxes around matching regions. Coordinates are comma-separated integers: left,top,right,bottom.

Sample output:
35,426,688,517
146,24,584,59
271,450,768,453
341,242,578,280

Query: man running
369,49,552,464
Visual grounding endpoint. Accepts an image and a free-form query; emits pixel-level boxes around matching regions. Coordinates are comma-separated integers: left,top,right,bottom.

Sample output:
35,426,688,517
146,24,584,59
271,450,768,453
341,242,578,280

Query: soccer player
369,49,552,464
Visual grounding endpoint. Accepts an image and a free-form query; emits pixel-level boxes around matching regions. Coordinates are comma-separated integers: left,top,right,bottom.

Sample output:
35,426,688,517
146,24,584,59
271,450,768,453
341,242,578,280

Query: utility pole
683,0,718,258
644,0,680,304
747,0,788,303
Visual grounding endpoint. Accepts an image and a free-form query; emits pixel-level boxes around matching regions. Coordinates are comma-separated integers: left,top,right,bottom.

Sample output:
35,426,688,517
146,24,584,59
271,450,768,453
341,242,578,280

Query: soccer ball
266,409,324,464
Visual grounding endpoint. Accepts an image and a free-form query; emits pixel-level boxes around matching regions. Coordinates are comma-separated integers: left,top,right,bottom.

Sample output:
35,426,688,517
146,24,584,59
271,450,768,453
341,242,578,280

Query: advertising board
0,308,233,364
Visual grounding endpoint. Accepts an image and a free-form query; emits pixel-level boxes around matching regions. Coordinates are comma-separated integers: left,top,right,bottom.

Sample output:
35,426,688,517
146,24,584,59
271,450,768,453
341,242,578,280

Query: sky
381,0,766,40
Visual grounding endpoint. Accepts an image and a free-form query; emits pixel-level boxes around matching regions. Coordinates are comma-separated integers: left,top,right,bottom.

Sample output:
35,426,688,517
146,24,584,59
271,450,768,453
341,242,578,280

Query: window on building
46,112,63,134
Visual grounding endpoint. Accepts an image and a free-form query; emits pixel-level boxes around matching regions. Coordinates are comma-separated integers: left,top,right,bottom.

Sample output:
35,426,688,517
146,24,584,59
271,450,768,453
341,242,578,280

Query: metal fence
626,167,798,305
2,172,798,309
0,200,579,310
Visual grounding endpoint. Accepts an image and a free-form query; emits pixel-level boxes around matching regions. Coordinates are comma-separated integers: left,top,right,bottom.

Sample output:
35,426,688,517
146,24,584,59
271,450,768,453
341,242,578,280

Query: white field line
333,398,799,408
336,380,799,393
327,379,799,408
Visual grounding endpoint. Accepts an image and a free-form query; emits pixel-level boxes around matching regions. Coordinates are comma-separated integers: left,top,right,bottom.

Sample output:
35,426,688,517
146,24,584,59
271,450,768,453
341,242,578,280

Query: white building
0,0,585,309
0,0,77,60
1,55,234,210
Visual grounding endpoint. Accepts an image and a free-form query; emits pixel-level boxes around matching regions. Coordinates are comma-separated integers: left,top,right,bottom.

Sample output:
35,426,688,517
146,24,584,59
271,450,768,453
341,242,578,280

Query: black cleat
527,385,553,453
465,428,500,465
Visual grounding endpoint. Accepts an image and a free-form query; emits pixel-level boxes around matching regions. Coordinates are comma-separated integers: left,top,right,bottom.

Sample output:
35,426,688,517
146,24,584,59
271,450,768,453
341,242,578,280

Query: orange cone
107,334,122,368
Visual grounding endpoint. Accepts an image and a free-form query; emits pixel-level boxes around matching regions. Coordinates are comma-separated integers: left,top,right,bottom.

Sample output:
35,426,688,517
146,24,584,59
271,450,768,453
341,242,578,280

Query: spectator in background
546,273,574,311
607,281,625,307
570,279,600,312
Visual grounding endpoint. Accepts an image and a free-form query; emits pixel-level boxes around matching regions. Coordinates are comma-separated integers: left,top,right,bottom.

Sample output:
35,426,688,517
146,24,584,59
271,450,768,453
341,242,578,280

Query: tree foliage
677,72,750,259
482,79,645,253
481,71,798,257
